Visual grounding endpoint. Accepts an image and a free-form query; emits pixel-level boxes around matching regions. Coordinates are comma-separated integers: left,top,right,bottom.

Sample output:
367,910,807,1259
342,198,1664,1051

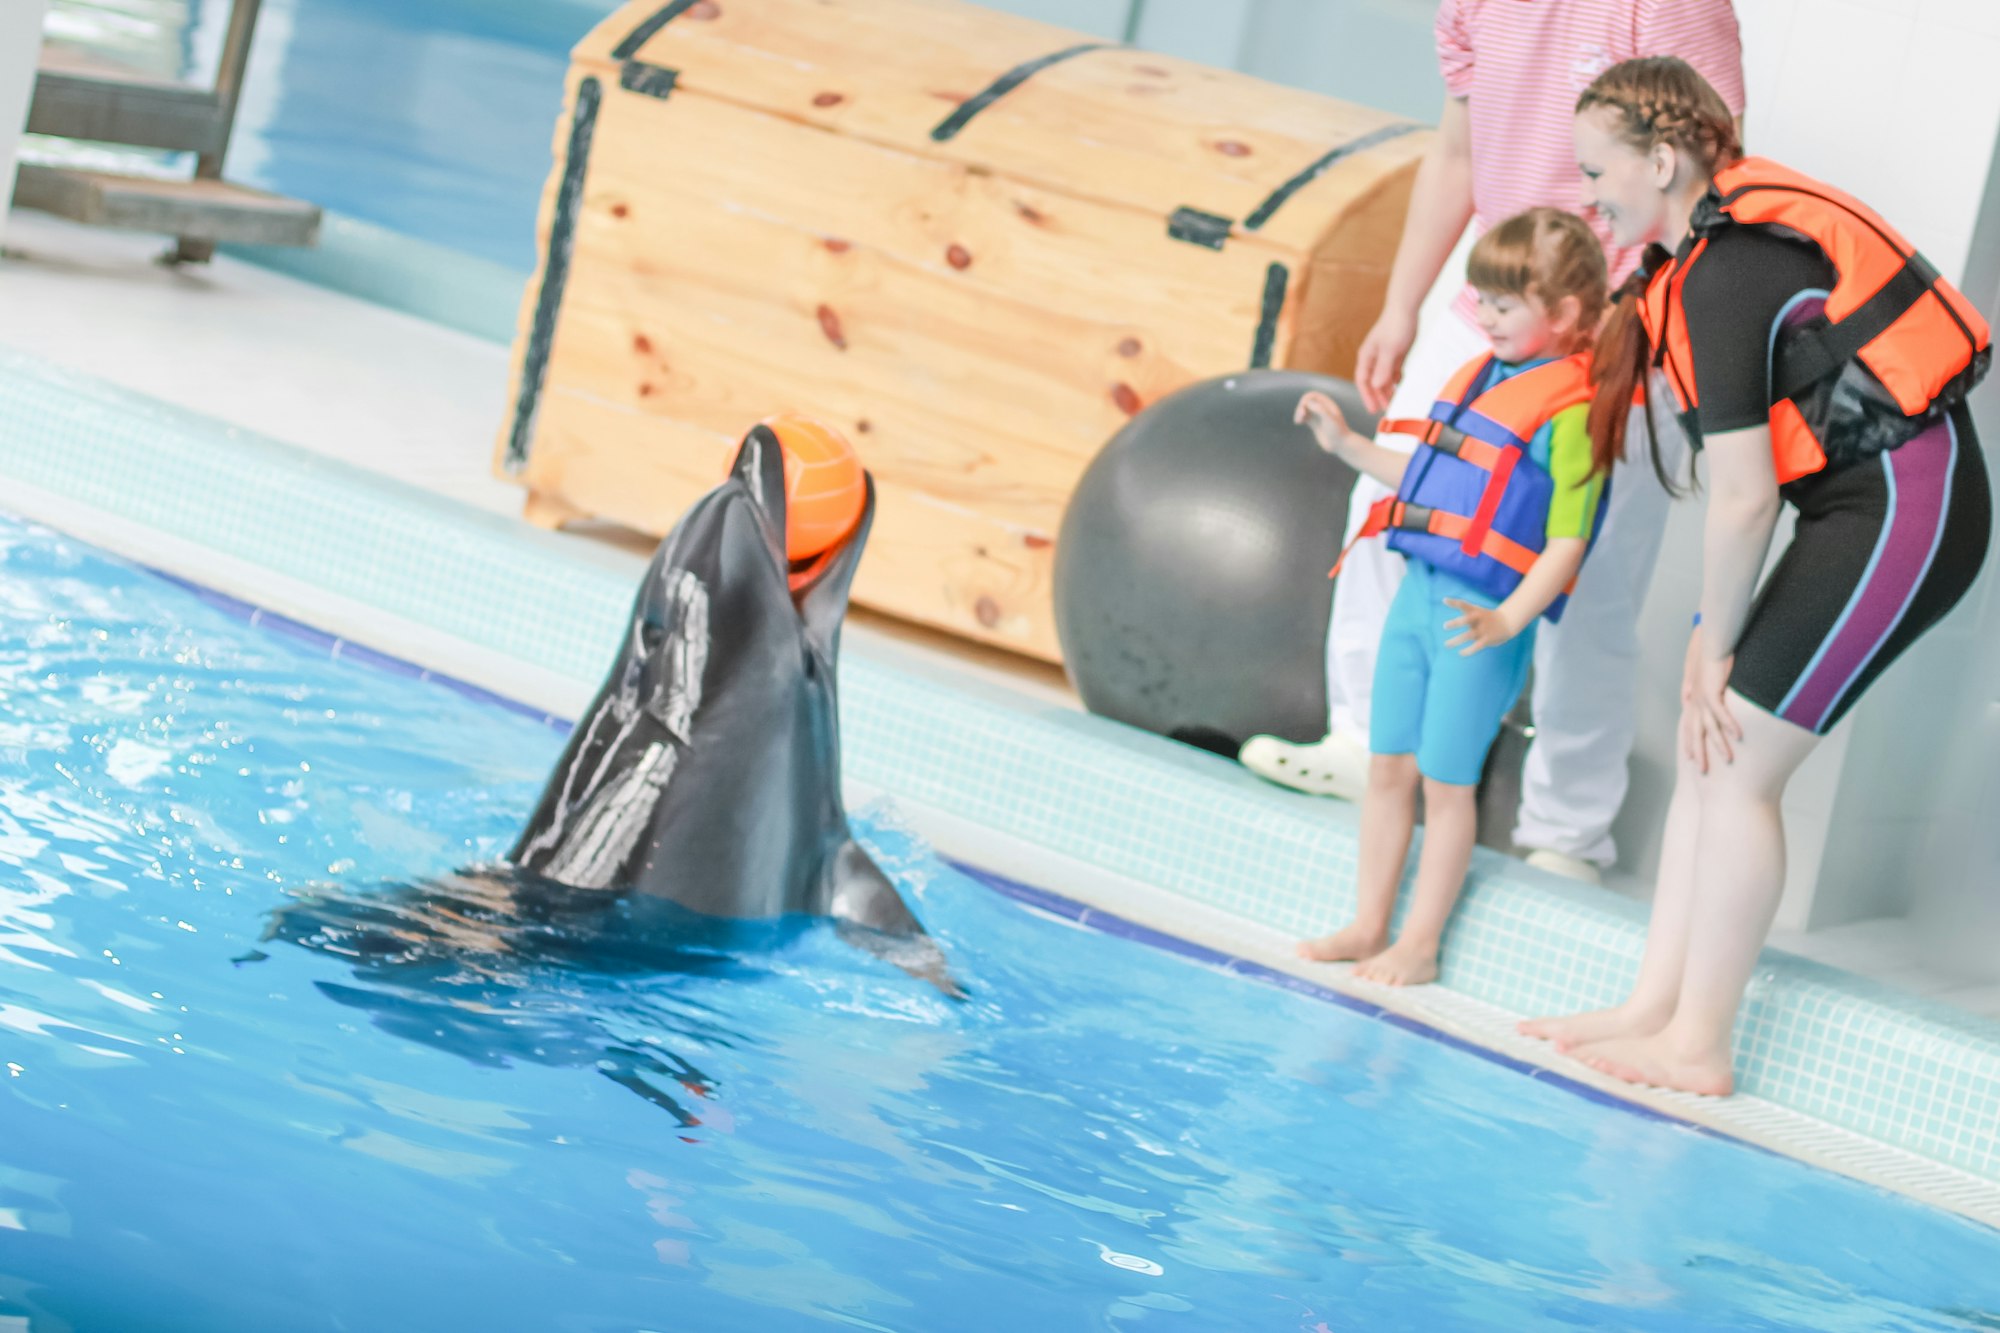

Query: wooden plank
581,0,1425,237
1286,260,1393,381
519,387,1063,658
536,115,1286,450
576,83,1293,332
540,213,1298,530
543,297,1086,534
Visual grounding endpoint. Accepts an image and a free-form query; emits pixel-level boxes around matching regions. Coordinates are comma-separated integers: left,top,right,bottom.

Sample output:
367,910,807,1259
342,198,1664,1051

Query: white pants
1325,254,1681,866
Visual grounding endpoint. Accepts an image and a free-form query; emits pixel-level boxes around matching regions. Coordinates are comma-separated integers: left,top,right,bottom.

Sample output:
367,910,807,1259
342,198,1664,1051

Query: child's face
1472,288,1574,364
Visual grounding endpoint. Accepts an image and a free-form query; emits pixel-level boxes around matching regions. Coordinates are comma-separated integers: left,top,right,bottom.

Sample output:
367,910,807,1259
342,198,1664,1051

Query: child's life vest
1334,352,1602,624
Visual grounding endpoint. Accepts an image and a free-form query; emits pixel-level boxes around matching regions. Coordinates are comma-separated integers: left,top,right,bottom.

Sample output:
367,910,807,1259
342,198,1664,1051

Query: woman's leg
1518,747,1704,1048
1356,776,1477,985
1573,693,1818,1095
1298,753,1420,960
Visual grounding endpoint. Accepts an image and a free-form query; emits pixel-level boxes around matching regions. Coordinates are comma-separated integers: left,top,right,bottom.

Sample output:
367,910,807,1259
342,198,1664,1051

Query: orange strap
1378,417,1508,471
1423,508,1537,576
1327,498,1545,582
1462,447,1517,559
1327,495,1398,579
1378,417,1437,441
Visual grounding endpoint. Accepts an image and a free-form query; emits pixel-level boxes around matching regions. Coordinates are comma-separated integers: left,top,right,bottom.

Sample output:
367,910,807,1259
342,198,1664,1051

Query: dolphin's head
719,423,876,663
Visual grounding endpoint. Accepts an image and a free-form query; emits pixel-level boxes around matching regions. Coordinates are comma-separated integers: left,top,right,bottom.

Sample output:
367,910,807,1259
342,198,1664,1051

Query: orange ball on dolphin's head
752,413,868,564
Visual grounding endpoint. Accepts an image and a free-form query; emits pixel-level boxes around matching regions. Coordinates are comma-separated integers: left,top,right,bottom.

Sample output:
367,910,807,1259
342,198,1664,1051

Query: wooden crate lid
574,0,1428,253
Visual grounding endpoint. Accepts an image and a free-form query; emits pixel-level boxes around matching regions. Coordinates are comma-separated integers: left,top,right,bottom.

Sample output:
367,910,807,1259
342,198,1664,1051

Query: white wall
979,0,1132,40
980,0,1445,121
1886,124,2000,976
1,0,54,248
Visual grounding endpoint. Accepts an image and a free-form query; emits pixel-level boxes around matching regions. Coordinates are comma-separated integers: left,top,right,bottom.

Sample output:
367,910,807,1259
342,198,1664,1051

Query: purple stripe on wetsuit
1779,416,1957,732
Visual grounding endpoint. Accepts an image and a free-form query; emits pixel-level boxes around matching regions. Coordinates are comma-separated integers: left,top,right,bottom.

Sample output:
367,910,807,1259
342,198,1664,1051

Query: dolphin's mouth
786,535,858,597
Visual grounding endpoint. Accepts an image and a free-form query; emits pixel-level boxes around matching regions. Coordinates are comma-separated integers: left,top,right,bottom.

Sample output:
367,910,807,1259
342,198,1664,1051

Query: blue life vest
1364,352,1600,623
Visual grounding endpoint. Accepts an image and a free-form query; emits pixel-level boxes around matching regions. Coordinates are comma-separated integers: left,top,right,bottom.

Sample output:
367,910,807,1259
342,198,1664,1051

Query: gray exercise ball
1054,370,1370,754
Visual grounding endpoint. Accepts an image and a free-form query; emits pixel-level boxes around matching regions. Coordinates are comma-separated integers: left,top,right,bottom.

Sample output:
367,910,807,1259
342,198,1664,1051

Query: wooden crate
499,0,1429,661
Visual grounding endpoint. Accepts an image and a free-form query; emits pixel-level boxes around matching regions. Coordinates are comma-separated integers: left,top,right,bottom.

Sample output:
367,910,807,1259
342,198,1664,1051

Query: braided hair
1576,57,1741,489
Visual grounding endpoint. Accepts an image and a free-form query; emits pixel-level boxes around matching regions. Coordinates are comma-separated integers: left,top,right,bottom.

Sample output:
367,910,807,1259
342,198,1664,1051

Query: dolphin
506,423,958,993
261,424,959,1016
251,426,961,1119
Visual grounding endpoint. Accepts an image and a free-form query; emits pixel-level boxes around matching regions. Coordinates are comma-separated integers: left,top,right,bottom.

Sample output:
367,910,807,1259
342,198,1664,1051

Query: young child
1294,207,1612,985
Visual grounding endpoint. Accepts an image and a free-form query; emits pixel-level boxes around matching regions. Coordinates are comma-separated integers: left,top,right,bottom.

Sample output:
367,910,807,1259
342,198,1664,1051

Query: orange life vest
1642,156,1991,485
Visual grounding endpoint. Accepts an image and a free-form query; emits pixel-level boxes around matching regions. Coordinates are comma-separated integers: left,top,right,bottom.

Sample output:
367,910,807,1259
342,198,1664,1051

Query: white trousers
1325,252,1681,866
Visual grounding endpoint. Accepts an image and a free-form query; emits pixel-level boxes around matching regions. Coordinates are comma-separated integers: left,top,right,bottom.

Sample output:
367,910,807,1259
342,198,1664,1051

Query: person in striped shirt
1240,0,1744,885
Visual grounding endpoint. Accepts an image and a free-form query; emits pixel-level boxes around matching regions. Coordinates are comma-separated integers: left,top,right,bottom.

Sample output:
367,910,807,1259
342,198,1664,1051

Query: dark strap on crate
931,43,1115,142
619,61,678,99
1242,122,1422,232
1248,262,1289,368
506,76,602,471
611,0,708,61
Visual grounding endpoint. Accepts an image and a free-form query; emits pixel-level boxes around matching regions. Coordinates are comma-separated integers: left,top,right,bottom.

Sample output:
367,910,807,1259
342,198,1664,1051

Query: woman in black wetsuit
1520,57,1992,1095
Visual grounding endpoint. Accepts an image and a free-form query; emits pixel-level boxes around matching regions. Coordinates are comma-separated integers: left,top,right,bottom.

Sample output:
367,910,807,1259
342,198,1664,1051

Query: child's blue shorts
1368,560,1536,787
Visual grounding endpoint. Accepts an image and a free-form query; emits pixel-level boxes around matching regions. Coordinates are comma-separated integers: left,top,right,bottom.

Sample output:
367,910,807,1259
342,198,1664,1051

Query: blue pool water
2,513,1999,1333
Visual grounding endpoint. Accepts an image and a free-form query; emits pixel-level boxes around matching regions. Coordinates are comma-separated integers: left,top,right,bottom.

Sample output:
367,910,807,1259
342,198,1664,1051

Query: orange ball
757,413,867,561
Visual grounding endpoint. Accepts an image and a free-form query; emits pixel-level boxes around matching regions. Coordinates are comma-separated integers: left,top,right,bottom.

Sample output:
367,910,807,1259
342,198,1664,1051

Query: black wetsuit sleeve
1678,227,1839,436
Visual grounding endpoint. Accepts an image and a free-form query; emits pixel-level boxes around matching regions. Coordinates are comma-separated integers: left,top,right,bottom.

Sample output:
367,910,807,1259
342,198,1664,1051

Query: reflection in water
257,870,786,1126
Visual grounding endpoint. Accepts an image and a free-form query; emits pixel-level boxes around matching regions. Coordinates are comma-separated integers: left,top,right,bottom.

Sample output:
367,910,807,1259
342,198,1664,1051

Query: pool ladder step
14,0,318,263
12,164,320,248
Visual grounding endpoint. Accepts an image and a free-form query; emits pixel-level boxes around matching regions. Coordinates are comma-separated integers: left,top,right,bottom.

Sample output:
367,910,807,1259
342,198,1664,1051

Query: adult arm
1685,423,1781,766
1354,95,1475,414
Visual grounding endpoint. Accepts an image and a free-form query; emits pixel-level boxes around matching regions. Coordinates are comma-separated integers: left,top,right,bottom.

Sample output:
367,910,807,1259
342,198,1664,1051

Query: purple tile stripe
947,860,1757,1147
142,565,573,733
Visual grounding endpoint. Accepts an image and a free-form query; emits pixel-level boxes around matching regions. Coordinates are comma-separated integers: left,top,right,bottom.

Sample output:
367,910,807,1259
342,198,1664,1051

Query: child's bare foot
1571,1031,1734,1097
1295,924,1387,963
1352,937,1438,987
1517,1002,1671,1052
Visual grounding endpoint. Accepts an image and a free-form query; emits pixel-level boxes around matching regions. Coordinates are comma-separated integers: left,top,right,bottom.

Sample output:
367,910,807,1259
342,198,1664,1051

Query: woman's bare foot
1352,937,1438,987
1296,923,1388,963
1517,1001,1672,1052
1571,1031,1734,1097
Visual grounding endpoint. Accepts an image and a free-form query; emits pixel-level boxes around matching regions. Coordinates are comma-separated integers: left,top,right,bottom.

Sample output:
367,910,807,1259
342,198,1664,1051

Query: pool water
2,512,1999,1333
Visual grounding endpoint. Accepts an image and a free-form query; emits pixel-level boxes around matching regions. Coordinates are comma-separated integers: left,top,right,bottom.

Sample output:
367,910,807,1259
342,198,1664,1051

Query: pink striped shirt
1438,0,1746,324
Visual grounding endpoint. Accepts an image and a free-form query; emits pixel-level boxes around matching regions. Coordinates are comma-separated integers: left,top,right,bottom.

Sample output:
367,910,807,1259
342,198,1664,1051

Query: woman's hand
1443,598,1522,655
1679,627,1742,771
1354,308,1418,415
1294,391,1358,461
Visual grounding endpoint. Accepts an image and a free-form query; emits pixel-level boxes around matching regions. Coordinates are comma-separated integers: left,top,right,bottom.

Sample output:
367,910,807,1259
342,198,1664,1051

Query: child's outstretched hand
1294,391,1358,460
1443,598,1523,656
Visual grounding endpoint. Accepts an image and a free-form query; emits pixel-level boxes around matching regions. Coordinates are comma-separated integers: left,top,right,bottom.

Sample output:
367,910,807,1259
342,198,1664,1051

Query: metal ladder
15,0,319,262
